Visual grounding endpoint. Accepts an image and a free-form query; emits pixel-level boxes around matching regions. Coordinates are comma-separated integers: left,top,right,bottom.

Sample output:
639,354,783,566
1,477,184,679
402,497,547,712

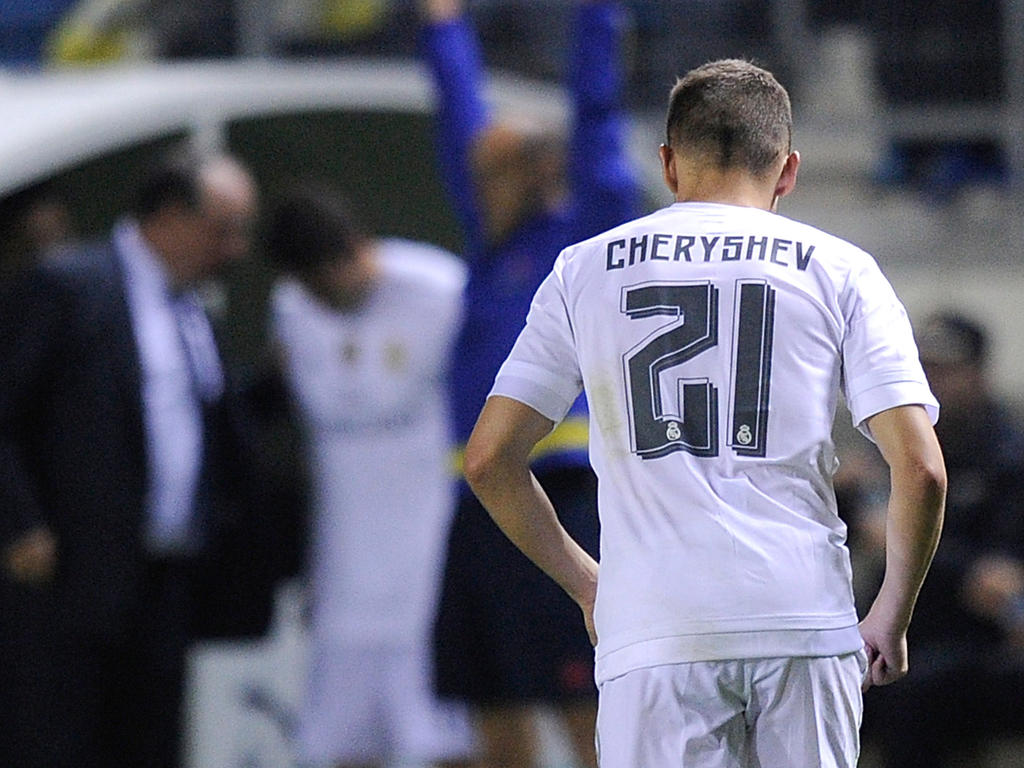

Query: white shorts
296,641,476,765
596,651,868,768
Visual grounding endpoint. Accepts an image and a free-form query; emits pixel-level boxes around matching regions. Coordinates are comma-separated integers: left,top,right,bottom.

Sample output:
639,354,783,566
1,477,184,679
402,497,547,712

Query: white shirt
115,219,222,554
490,202,938,684
272,239,467,645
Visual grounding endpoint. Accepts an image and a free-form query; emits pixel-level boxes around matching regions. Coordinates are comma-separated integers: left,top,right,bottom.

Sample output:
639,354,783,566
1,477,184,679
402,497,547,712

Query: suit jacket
0,239,303,639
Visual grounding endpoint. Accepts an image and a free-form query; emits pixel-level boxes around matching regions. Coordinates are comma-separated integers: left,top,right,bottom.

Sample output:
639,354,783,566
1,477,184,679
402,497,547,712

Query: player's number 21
622,280,775,460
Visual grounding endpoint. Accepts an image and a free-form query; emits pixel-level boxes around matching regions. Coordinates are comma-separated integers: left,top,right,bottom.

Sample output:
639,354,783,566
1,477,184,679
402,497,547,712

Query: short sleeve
841,256,939,439
489,265,583,423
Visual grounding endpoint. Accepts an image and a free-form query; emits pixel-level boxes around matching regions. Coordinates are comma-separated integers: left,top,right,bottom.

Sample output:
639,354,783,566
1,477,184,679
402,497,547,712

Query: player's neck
674,167,776,211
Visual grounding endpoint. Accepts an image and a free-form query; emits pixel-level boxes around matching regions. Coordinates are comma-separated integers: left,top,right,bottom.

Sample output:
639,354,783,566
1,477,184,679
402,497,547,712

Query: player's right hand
581,602,597,647
4,526,57,586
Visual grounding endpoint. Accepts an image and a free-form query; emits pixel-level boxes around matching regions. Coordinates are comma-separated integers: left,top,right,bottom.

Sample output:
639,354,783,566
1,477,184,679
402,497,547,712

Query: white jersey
490,201,938,684
272,239,466,644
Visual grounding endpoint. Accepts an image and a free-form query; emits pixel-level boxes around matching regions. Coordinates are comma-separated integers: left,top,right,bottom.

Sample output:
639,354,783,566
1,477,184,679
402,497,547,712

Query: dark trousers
434,466,600,703
0,558,194,768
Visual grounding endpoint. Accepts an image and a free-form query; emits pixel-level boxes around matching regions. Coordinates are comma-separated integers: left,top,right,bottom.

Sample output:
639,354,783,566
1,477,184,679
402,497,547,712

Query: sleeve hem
490,371,578,424
849,381,940,441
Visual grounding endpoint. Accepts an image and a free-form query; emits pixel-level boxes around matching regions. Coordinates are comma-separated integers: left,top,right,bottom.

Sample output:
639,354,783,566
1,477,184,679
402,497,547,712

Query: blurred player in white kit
266,183,474,768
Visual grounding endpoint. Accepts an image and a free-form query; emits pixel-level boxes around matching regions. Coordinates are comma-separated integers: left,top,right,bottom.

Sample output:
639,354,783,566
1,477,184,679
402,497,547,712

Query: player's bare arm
464,395,599,644
859,404,946,689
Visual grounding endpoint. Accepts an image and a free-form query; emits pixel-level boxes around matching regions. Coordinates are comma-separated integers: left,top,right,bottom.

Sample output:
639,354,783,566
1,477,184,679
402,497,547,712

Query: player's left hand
858,612,909,690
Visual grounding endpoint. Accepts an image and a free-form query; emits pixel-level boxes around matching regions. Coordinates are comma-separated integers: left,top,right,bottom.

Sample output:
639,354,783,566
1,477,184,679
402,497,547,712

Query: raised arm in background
567,0,641,241
419,0,640,254
418,0,490,254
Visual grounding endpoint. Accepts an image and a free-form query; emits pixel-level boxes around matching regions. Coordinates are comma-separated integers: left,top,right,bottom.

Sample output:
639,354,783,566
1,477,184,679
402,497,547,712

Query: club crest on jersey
340,340,360,363
665,421,682,441
735,424,753,445
384,342,408,372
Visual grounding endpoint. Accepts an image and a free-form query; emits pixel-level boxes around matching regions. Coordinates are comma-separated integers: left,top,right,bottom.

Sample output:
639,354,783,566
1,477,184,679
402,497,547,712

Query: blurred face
471,123,564,246
199,182,257,271
158,160,258,286
194,161,258,279
922,360,984,416
23,197,73,255
303,241,378,312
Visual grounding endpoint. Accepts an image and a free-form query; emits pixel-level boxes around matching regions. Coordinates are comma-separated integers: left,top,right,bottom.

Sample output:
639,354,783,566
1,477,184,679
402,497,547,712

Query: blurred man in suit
0,150,271,768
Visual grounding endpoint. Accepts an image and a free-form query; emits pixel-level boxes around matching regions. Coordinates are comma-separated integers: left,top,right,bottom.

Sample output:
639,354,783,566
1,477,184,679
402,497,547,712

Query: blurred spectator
0,149,296,768
418,0,640,765
854,310,1024,767
265,183,475,768
0,181,77,277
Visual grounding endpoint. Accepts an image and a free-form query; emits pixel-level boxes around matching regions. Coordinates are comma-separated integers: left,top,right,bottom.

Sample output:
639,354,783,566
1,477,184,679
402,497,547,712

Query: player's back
566,202,854,501
549,201,927,681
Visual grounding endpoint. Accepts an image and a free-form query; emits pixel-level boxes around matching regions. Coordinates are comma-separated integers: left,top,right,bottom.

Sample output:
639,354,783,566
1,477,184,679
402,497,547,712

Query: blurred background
2,1,1024,766
3,0,1024,397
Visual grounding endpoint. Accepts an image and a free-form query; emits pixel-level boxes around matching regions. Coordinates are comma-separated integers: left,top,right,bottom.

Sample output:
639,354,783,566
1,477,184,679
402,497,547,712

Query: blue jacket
421,1,641,474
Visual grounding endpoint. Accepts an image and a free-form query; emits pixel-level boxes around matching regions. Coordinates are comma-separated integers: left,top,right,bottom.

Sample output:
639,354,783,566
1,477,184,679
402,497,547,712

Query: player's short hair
264,182,366,274
665,59,792,177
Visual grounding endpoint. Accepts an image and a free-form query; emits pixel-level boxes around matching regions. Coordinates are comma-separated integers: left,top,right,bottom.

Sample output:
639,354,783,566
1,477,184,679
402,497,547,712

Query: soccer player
418,0,639,764
462,60,947,768
265,184,475,768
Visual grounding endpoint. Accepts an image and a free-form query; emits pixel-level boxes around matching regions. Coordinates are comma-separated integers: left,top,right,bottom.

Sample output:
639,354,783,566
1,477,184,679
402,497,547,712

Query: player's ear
773,150,800,202
659,143,678,194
